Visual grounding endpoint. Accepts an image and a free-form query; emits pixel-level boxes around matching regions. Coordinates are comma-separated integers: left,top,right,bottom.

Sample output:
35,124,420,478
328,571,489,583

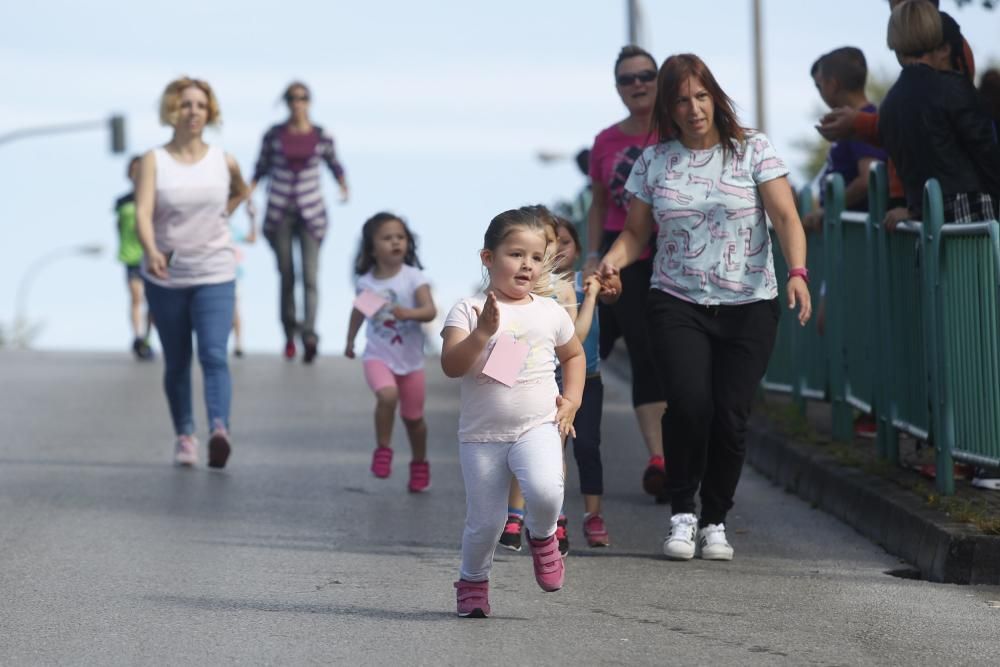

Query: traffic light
109,115,126,154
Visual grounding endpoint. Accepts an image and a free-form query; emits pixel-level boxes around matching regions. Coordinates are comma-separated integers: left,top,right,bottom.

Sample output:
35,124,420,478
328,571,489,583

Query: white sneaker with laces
174,435,198,467
697,523,734,561
662,513,698,560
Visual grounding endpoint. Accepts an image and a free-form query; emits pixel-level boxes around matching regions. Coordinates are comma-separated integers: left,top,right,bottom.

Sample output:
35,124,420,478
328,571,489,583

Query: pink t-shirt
588,123,658,234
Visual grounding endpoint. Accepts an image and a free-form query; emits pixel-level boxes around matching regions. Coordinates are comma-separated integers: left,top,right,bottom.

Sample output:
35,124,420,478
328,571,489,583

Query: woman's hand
596,261,622,304
554,395,579,438
472,291,500,337
787,276,812,326
338,183,350,204
344,342,356,359
883,207,911,232
816,106,858,142
145,248,169,280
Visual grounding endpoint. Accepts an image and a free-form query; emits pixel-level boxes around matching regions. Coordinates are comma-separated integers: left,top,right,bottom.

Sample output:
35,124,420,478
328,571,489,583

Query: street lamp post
0,115,127,153
12,244,104,348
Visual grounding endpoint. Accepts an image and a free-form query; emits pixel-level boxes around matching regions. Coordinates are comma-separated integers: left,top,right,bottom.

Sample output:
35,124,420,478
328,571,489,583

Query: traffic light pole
0,115,126,152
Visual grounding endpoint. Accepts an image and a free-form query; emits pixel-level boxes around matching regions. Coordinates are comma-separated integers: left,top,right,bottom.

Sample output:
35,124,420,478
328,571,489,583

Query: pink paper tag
481,333,530,387
353,289,388,318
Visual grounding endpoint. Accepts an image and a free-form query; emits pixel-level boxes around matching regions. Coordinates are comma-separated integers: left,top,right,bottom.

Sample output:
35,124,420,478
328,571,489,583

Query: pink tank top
143,145,235,287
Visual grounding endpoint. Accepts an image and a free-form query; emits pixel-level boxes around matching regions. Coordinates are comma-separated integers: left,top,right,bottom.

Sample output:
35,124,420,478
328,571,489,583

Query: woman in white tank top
135,76,252,469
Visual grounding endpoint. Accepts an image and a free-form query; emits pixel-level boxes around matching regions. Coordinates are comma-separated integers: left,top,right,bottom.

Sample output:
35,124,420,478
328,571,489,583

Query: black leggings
568,375,604,496
600,231,665,408
646,290,779,526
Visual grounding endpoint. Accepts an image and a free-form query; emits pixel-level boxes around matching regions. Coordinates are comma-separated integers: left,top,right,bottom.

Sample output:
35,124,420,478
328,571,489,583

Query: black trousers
646,290,779,525
568,375,604,496
600,231,665,407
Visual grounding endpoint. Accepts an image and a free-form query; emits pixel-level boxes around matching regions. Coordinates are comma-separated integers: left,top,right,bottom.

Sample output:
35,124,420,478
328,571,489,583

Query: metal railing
761,162,1000,493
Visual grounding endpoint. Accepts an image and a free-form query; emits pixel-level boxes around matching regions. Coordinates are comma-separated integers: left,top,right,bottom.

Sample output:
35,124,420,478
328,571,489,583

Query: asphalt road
1,351,997,665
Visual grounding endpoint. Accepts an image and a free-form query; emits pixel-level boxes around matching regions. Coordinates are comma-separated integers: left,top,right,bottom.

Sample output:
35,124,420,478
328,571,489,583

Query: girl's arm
345,308,364,359
225,154,250,216
557,280,578,323
759,176,812,326
393,284,437,322
574,275,601,342
554,336,586,437
441,293,499,378
135,151,167,279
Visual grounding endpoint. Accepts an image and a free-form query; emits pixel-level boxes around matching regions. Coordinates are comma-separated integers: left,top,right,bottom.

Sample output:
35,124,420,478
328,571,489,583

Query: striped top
252,123,345,241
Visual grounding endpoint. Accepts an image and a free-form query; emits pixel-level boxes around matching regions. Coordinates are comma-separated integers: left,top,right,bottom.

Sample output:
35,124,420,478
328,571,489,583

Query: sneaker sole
207,435,231,469
497,542,522,553
586,539,610,548
407,482,432,493
457,608,488,618
663,543,695,560
174,458,196,467
699,549,734,561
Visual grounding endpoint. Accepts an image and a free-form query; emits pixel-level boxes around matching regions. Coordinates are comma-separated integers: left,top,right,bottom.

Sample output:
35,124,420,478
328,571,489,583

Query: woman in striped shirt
248,81,349,363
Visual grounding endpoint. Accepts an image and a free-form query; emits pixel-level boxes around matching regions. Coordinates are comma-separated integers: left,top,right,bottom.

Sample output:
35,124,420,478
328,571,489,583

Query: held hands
472,291,500,338
583,275,602,301
787,276,813,326
595,260,623,304
555,395,579,438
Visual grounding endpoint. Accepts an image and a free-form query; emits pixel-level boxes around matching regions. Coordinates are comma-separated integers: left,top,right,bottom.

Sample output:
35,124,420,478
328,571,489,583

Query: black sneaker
498,514,523,552
556,515,569,557
302,334,319,364
132,337,154,361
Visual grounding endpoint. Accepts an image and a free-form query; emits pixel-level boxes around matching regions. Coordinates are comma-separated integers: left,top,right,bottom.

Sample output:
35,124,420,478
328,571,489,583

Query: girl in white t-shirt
346,212,437,493
441,207,586,618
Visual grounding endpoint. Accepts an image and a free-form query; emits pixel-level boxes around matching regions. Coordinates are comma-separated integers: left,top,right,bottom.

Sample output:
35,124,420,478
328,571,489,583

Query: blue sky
2,0,999,353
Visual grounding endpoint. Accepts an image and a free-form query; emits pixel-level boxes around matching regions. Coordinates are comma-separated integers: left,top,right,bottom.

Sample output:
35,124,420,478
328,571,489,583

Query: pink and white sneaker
174,435,198,467
454,579,490,618
371,447,393,478
528,533,565,592
408,461,431,493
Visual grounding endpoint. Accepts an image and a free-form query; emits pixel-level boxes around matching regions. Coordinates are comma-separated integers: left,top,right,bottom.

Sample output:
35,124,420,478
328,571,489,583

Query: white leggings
459,422,565,582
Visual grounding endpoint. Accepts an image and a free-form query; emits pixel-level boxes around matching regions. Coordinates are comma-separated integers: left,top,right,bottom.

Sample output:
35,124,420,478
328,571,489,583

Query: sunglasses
616,70,657,86
287,94,310,103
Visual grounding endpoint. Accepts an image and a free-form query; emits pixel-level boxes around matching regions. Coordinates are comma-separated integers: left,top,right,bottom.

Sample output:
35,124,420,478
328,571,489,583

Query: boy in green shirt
116,156,153,360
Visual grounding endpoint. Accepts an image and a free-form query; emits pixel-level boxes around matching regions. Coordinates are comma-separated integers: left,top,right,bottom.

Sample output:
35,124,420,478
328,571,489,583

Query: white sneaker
697,523,734,561
662,513,698,560
174,435,198,467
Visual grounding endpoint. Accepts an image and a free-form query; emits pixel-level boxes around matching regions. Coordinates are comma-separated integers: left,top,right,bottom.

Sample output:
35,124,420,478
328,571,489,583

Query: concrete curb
746,421,1000,585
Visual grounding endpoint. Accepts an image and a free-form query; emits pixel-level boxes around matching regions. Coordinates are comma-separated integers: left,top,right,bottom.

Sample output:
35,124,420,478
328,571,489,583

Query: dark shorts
125,265,142,283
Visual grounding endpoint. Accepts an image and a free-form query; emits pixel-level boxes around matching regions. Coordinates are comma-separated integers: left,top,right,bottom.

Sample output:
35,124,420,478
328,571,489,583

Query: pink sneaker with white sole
408,461,430,492
174,435,198,467
371,447,393,478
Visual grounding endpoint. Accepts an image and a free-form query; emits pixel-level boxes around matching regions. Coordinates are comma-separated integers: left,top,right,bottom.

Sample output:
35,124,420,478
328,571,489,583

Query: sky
2,0,999,354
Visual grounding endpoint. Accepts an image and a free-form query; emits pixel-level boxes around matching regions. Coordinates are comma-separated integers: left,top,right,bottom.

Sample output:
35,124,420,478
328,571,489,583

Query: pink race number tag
482,333,530,387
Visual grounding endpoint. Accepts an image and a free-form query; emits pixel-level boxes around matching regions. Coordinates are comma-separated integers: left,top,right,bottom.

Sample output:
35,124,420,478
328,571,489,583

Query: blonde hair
159,77,222,127
481,206,570,299
887,0,942,57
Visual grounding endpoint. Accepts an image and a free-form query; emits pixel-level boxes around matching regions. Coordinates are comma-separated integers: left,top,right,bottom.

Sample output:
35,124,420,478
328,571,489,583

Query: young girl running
442,207,586,618
346,212,436,493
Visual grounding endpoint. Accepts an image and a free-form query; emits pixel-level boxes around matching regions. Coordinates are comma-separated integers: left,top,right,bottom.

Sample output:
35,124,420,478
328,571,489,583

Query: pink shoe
371,447,393,478
174,435,198,467
207,425,231,469
408,461,431,493
528,533,565,592
454,579,490,618
583,513,610,547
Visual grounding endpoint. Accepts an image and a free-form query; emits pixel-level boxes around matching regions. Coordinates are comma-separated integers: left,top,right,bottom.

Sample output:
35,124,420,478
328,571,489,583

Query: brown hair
159,77,221,127
282,81,311,105
353,212,423,276
652,54,746,158
819,47,868,92
887,0,942,57
482,207,563,297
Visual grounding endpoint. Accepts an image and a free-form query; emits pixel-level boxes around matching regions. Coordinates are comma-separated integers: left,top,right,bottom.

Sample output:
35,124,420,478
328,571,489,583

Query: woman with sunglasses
583,46,668,501
248,81,349,363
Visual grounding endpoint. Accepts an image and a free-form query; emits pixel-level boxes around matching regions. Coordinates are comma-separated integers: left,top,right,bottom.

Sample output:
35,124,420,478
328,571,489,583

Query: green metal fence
761,164,1000,494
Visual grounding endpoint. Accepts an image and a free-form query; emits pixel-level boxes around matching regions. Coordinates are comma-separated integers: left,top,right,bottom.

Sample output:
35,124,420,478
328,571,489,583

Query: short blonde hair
159,77,222,127
887,0,942,57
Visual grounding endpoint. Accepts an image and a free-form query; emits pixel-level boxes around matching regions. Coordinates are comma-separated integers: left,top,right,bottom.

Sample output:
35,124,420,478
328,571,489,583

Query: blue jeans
145,280,235,436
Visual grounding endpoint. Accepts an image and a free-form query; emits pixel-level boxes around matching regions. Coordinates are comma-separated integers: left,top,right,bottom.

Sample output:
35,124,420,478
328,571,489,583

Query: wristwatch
787,267,809,284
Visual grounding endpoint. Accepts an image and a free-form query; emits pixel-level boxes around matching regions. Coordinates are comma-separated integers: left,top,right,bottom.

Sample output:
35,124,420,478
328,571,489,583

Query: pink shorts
363,359,426,421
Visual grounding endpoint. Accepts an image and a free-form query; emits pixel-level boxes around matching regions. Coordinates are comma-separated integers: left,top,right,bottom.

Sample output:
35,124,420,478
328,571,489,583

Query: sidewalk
604,345,1000,585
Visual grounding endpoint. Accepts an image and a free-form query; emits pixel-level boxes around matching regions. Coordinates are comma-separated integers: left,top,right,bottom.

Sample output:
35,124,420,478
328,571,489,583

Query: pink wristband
787,267,809,284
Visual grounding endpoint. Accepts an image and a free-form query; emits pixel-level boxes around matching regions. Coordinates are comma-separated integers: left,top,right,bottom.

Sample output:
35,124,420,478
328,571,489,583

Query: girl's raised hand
583,275,602,300
472,291,500,337
555,395,578,438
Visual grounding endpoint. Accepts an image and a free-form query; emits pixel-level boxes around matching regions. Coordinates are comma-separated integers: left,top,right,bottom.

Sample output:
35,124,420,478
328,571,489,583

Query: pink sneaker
528,533,565,592
408,461,431,493
208,425,231,469
371,447,393,478
583,513,610,547
454,579,490,618
174,435,198,467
